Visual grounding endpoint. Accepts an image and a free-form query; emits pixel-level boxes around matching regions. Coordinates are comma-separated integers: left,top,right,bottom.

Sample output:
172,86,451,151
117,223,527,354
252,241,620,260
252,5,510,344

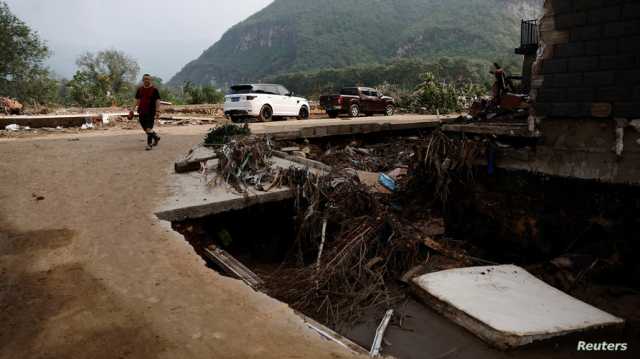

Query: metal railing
521,19,539,47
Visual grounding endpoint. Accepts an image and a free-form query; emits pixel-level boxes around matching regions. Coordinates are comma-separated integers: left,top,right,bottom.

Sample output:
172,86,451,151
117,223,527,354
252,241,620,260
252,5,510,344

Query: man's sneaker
153,135,161,147
145,144,153,151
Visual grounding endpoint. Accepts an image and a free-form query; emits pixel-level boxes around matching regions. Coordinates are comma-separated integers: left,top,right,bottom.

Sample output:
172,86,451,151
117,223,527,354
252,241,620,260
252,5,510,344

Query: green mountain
169,0,542,88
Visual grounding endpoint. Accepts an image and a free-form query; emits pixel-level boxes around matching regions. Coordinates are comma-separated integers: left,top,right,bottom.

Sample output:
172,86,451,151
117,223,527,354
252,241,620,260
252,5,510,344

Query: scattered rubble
1,97,23,115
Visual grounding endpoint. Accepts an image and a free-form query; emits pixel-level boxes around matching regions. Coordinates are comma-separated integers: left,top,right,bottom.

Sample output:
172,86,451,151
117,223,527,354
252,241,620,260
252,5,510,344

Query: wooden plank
297,312,370,356
203,245,264,289
272,150,332,172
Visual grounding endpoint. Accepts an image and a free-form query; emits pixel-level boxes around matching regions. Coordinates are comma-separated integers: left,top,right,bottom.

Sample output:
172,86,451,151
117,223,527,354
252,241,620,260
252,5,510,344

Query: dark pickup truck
319,87,395,118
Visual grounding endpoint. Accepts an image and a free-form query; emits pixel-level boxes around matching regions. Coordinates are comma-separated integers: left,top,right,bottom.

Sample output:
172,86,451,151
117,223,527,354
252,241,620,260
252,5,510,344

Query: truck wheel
297,106,309,120
258,105,273,122
384,105,395,116
349,104,360,118
327,111,339,118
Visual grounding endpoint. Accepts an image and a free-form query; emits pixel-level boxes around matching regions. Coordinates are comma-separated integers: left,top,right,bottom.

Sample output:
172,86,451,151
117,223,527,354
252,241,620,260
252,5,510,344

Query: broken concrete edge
489,151,640,186
164,214,371,356
409,279,625,350
197,241,372,357
441,123,542,138
155,187,295,222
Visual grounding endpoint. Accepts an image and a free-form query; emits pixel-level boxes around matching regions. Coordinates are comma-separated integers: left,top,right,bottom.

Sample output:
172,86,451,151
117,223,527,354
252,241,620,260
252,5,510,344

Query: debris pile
204,123,251,146
267,169,423,327
409,131,484,204
213,136,276,193
4,124,28,131
162,104,223,116
1,97,23,115
208,132,484,326
310,138,418,173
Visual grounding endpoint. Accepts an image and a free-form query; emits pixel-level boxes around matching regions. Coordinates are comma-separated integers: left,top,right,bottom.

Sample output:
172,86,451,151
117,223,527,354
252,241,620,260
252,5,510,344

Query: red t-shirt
135,86,161,116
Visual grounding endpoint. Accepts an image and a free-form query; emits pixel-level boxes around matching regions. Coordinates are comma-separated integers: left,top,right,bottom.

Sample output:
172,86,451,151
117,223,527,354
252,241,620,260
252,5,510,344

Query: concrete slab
157,157,319,222
249,114,449,140
411,265,624,349
1,114,96,128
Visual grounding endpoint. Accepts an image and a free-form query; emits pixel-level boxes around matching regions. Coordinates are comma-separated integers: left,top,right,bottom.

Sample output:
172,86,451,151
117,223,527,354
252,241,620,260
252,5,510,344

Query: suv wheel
297,106,309,120
258,105,273,122
349,104,360,117
385,105,395,116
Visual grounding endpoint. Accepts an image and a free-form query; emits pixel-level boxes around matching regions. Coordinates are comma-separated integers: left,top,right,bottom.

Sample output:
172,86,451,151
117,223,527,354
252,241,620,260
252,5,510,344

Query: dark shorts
139,113,155,130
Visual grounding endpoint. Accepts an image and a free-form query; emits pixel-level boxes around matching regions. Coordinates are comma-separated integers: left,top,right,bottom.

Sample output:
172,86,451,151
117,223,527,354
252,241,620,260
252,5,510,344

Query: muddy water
345,299,637,359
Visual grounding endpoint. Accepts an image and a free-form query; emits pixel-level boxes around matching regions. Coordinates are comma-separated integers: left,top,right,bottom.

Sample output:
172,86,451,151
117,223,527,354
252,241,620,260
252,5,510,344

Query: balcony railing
515,19,539,55
522,19,539,46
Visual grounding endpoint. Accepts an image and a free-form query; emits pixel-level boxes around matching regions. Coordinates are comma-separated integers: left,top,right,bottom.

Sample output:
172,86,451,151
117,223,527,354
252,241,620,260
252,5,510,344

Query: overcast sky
5,0,273,82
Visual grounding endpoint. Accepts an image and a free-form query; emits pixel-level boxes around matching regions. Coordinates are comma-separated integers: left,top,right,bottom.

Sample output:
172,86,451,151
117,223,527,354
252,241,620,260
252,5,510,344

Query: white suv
224,84,310,122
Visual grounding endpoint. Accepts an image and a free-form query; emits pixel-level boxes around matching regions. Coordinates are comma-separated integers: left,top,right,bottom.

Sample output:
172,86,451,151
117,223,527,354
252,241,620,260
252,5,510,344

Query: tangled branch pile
210,132,484,327
204,123,251,146
409,131,485,204
315,139,417,173
267,169,422,328
213,136,276,193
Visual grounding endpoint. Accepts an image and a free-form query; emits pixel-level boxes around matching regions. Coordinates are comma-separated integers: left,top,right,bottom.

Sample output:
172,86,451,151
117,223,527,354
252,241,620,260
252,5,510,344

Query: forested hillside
169,0,543,90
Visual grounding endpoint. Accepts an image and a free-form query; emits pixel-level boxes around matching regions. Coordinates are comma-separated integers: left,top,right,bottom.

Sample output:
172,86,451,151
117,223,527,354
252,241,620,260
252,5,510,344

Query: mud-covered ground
0,127,361,359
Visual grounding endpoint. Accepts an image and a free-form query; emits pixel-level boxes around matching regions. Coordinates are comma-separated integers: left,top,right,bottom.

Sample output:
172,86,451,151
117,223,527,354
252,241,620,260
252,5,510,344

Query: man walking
131,74,161,150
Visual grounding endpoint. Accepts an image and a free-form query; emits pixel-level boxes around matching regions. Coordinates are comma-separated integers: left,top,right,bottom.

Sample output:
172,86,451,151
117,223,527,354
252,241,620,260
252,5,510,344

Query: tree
0,1,57,104
182,82,224,105
66,70,112,107
411,72,461,114
66,49,140,107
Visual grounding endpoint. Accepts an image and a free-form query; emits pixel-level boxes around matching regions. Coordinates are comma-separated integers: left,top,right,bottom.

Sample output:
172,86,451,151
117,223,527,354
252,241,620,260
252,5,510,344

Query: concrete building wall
532,0,640,119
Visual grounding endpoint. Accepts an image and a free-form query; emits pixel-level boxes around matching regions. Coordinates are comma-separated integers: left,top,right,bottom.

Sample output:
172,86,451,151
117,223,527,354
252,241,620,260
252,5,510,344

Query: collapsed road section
156,115,638,358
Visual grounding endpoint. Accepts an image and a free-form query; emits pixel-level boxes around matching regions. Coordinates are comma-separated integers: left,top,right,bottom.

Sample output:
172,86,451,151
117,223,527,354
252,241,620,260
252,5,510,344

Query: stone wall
532,0,640,119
